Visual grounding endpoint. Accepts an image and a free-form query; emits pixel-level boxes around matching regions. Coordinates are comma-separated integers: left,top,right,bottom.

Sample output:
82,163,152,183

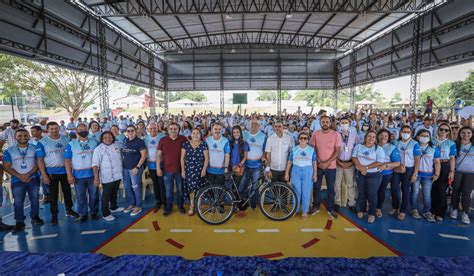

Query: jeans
123,168,144,208
41,182,49,197
49,173,74,216
74,176,99,216
392,167,414,214
148,169,165,207
239,168,261,209
377,173,400,210
452,172,474,213
313,168,336,212
291,166,313,214
431,162,449,217
356,172,382,216
334,166,356,207
411,176,432,213
163,172,184,211
12,177,40,222
101,180,120,217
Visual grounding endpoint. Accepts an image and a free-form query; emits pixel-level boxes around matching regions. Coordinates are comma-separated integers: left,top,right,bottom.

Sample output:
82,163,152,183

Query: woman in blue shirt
431,122,457,221
392,125,421,220
352,130,385,223
285,132,317,220
88,121,102,142
376,129,401,218
411,129,440,222
450,126,474,224
229,126,249,216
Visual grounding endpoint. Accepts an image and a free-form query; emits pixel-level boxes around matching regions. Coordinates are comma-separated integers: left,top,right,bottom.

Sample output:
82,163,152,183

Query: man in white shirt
265,121,294,182
0,119,20,150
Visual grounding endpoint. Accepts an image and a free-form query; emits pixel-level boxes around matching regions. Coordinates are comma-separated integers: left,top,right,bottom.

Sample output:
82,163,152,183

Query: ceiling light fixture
314,48,320,52
178,49,183,54
269,48,274,53
225,12,232,19
285,12,292,19
231,48,236,53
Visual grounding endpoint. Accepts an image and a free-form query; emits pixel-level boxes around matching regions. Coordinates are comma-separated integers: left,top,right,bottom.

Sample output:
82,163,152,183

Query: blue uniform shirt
381,143,401,175
418,145,440,177
352,144,385,173
3,144,39,183
432,138,457,160
64,139,98,178
206,136,231,174
394,139,422,168
243,131,267,169
36,135,70,174
289,146,316,168
143,133,165,170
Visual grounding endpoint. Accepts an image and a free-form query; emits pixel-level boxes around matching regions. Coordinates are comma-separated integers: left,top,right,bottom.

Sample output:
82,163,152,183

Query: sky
110,62,473,105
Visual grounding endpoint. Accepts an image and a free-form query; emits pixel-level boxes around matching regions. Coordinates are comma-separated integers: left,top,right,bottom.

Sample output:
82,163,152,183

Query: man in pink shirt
309,116,341,219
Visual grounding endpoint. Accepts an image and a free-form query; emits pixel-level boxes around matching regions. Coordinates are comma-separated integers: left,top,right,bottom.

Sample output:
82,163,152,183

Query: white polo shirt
92,143,123,184
265,132,295,171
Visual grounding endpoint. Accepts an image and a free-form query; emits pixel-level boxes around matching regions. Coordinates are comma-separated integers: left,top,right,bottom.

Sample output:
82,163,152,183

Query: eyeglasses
451,126,459,129
299,137,309,140
127,130,135,133
439,128,450,132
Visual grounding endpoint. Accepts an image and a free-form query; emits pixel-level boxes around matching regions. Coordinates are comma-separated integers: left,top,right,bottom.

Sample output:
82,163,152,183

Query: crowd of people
0,105,472,233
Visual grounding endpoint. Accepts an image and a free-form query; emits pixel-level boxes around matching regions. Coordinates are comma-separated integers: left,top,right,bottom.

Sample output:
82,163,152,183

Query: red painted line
93,208,153,253
153,209,158,213
203,252,228,257
302,238,320,249
166,238,184,249
152,221,160,231
325,219,333,230
337,211,402,256
255,252,284,259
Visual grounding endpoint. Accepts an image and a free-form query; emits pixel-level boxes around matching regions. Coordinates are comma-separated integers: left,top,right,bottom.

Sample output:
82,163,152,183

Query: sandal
375,209,383,218
397,212,406,221
368,215,375,223
357,212,364,219
302,213,308,220
236,211,246,218
187,206,194,216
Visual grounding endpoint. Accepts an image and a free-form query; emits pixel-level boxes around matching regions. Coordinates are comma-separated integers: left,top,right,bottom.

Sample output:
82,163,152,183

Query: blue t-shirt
36,135,70,174
206,136,231,175
289,146,316,168
3,144,40,183
230,141,250,167
88,130,102,142
144,133,165,170
381,143,401,175
433,138,456,160
394,139,422,168
418,145,440,177
64,139,98,178
352,144,385,173
122,137,146,170
243,131,267,169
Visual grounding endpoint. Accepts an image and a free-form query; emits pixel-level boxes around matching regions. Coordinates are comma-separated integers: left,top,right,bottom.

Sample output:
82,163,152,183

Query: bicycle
195,169,298,225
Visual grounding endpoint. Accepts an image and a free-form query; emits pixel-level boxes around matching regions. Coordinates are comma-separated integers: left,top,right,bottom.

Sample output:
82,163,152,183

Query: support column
148,54,156,116
349,52,357,112
96,18,109,117
333,61,338,113
277,50,282,116
410,15,424,110
220,52,224,115
163,57,169,115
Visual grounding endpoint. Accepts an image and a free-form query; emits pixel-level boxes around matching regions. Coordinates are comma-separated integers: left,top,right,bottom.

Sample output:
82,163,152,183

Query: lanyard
340,132,349,146
17,146,29,168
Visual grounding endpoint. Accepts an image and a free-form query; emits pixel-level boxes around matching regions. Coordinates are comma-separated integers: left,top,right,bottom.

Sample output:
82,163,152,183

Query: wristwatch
136,166,140,170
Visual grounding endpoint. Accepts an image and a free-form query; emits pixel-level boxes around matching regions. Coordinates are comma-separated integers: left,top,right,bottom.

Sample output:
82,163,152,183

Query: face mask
340,124,349,131
388,124,395,129
419,137,430,144
78,131,89,138
362,126,369,131
401,133,411,140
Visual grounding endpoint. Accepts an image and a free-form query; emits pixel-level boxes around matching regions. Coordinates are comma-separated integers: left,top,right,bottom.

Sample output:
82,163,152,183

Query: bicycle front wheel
196,184,235,225
259,182,297,221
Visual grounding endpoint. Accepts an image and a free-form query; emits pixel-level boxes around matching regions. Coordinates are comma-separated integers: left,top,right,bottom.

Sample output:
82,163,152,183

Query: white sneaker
124,206,134,213
102,215,115,222
110,207,124,213
461,213,470,224
450,209,458,219
131,207,142,216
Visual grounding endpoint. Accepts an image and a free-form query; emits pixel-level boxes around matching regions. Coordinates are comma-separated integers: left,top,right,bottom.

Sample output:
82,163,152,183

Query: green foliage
255,90,291,101
418,70,474,107
0,54,39,99
294,89,351,110
169,91,207,102
389,92,402,105
128,85,147,96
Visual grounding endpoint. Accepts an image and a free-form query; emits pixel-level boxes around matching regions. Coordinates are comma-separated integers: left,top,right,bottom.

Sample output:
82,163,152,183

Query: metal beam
87,0,430,16
410,14,424,109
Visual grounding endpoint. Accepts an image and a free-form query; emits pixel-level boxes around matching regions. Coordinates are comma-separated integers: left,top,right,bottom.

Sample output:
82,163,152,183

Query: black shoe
91,214,99,220
0,222,15,231
163,210,171,217
75,216,88,223
327,210,338,219
309,207,320,216
217,205,226,214
154,205,161,212
12,222,26,233
31,217,44,226
51,216,58,225
335,205,341,212
179,208,185,214
66,210,79,218
349,206,357,213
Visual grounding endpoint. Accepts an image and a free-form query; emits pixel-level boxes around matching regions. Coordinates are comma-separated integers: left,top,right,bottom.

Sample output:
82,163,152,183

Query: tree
255,90,291,101
389,92,402,105
0,54,38,99
169,91,207,102
128,85,146,96
38,67,99,118
294,89,351,110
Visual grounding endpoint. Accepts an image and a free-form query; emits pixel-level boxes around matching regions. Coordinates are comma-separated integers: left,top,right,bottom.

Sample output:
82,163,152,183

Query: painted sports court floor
0,188,472,260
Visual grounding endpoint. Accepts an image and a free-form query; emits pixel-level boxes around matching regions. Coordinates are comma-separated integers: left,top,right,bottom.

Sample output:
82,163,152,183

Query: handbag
232,165,245,176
